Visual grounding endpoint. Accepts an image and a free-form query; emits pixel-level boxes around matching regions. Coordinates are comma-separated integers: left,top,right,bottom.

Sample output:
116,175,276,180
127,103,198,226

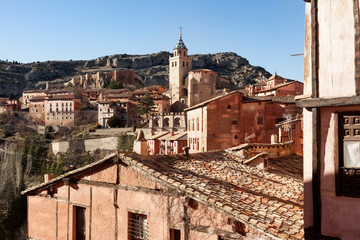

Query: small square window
232,120,238,125
128,212,148,240
257,116,263,125
227,105,231,109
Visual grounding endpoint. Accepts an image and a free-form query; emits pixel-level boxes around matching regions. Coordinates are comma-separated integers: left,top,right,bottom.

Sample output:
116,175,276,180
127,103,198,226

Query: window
257,116,263,125
234,135,238,139
74,206,86,240
128,212,148,240
232,120,238,125
227,105,231,109
170,229,181,240
338,113,360,197
196,118,199,131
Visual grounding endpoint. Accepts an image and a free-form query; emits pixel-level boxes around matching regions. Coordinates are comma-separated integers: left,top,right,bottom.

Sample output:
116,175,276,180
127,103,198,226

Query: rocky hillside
0,52,271,97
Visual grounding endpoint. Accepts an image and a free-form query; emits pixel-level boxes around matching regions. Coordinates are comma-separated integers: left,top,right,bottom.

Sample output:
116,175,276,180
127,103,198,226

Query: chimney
170,130,175,136
44,173,55,182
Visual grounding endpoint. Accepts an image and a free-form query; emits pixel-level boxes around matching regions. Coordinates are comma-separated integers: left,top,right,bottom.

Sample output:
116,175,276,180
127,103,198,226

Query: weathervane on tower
179,26,183,39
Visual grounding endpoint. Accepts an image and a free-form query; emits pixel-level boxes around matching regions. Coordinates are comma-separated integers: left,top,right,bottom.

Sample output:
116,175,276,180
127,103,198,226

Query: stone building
296,0,360,239
246,74,304,97
168,31,229,108
44,95,81,127
29,93,81,127
169,31,192,104
70,69,144,89
276,115,303,156
22,151,304,240
185,91,301,153
0,98,19,113
148,112,187,132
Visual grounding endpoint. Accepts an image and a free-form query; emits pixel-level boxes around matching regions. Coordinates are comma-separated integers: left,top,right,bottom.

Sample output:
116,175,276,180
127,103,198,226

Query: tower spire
174,27,187,50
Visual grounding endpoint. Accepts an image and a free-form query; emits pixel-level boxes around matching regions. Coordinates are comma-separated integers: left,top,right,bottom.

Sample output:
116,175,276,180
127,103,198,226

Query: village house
296,0,360,239
44,94,81,127
29,93,81,127
97,100,136,128
79,89,103,102
158,131,187,155
29,96,46,125
22,150,304,240
246,74,303,97
146,131,170,155
21,89,47,107
0,98,19,113
185,91,301,153
276,115,303,156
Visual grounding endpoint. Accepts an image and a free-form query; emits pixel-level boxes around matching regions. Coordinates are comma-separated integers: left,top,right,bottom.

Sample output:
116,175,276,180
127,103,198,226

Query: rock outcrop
0,52,270,97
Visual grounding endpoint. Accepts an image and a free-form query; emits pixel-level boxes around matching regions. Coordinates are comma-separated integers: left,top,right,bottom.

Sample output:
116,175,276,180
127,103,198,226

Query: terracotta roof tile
122,152,304,239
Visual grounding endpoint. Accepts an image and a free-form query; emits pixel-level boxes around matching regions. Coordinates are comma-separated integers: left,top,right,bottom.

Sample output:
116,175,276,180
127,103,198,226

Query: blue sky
0,0,305,81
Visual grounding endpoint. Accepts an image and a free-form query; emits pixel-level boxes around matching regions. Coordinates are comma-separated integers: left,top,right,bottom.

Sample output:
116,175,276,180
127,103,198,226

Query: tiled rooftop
22,150,304,239
123,151,304,239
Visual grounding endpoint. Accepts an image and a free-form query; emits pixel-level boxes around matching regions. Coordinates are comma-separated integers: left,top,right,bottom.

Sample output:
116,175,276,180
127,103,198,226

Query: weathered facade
23,151,304,240
296,0,360,239
246,74,303,97
276,115,303,156
186,91,301,153
29,94,81,127
70,69,144,89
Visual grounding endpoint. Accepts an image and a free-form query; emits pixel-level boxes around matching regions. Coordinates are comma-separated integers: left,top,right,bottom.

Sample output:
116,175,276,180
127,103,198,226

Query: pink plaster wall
28,196,57,240
27,160,270,240
319,106,360,238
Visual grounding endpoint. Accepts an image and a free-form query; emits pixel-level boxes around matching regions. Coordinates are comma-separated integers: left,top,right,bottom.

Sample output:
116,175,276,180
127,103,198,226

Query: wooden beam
354,0,360,94
297,95,360,108
311,0,319,99
78,179,183,197
312,107,321,232
310,0,322,234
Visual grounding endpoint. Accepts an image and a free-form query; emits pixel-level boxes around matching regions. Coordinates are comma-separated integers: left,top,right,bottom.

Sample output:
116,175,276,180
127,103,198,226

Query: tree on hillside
107,116,123,128
136,94,155,122
105,81,123,89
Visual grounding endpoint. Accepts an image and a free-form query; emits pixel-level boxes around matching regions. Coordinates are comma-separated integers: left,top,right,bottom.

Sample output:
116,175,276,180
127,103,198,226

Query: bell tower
169,28,192,104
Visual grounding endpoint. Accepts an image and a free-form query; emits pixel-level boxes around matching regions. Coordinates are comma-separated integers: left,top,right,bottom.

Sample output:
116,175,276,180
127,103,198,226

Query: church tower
169,29,192,104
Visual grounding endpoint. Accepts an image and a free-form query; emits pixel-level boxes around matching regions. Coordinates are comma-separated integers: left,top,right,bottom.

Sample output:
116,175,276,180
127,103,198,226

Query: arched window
179,51,181,56
186,62,188,66
174,117,181,127
181,88,188,96
175,62,177,67
183,61,185,67
174,52,176,57
184,52,186,57
172,62,174,67
153,118,159,127
164,118,170,127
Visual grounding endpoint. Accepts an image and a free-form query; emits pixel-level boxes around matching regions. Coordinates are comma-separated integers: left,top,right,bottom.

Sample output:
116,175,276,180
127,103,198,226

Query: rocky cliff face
0,52,270,97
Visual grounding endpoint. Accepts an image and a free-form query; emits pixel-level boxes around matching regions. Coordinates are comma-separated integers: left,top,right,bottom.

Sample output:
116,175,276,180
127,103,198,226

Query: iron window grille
128,212,148,240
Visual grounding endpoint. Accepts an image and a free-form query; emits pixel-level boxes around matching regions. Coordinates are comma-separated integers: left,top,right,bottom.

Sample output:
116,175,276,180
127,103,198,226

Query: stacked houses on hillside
20,29,309,240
